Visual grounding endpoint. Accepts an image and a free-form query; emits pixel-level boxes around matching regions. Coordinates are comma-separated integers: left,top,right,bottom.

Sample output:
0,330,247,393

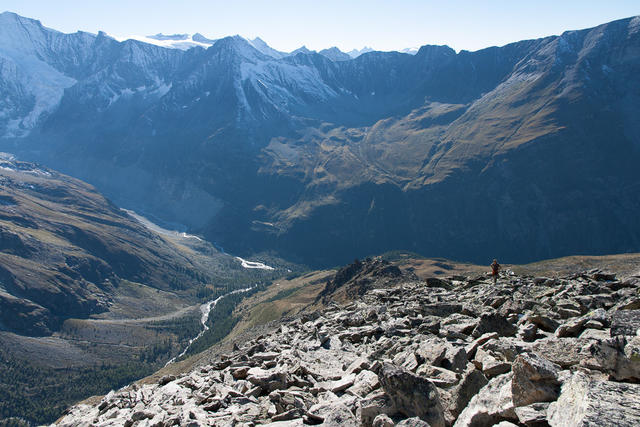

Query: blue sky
3,1,639,52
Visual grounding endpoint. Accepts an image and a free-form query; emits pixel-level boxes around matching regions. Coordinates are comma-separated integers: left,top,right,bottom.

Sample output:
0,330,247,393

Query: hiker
491,259,501,284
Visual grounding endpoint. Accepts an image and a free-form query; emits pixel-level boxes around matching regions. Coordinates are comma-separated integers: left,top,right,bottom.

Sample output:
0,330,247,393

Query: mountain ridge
1,13,639,267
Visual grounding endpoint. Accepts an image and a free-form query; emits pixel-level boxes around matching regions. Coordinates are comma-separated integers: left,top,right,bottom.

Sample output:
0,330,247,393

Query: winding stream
165,286,253,366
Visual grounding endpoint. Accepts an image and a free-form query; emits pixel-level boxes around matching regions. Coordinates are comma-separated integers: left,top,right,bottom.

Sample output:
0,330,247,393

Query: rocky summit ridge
56,259,640,426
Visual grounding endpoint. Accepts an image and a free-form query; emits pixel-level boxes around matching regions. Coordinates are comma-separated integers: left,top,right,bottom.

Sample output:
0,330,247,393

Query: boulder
610,309,640,336
357,391,396,427
517,322,538,342
246,367,290,392
396,417,432,426
453,372,517,427
416,339,448,366
514,402,549,426
438,364,488,424
415,364,460,387
511,353,561,406
555,308,607,338
472,312,517,338
584,336,640,381
345,357,370,375
525,313,560,333
372,413,394,427
440,313,479,337
465,332,499,359
548,372,640,426
347,370,380,397
530,338,591,368
379,363,445,427
307,401,357,427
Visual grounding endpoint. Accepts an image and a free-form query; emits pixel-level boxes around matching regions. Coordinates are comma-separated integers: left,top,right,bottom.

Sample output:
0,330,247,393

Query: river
165,286,253,366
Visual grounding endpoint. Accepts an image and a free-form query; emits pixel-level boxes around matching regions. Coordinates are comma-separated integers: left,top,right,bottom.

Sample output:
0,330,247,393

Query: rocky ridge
56,259,640,426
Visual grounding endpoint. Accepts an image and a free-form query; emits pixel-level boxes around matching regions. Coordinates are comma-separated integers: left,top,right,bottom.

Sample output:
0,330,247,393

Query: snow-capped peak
289,45,315,56
111,33,214,50
318,47,351,61
109,32,288,59
347,46,374,58
247,37,287,59
400,47,420,55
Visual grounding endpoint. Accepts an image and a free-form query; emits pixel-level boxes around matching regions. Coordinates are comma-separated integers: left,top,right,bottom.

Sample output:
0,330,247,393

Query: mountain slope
0,154,212,336
1,13,639,266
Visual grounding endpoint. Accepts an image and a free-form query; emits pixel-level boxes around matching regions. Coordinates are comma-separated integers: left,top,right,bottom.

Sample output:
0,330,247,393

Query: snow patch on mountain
240,59,338,109
0,51,76,137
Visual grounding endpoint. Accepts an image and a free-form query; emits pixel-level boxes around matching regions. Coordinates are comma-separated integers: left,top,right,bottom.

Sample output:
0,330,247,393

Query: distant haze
2,0,639,52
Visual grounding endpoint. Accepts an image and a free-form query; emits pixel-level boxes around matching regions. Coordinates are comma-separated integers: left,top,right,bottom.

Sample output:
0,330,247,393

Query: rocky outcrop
56,263,640,426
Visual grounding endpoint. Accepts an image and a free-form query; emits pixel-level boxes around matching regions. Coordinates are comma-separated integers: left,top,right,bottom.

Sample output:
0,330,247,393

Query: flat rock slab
548,372,640,426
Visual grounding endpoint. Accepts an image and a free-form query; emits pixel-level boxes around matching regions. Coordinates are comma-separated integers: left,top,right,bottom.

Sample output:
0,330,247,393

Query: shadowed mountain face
1,12,640,266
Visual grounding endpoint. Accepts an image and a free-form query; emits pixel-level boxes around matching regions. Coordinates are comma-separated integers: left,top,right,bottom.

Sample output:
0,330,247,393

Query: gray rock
261,420,305,427
548,372,640,426
465,332,499,359
441,313,479,337
453,373,517,427
422,303,463,317
584,336,640,381
416,339,448,366
415,364,460,387
396,417,432,426
524,313,560,333
372,413,395,427
472,312,517,338
379,363,445,427
611,309,640,336
579,328,610,340
345,357,370,374
442,345,468,374
517,322,538,342
531,338,591,368
511,353,560,406
555,308,607,338
247,367,290,392
327,373,356,392
307,401,357,426
347,370,380,397
357,391,397,427
514,402,549,426
439,364,488,424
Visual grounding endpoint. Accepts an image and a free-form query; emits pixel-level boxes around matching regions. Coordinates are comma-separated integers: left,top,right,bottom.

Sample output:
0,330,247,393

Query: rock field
56,259,640,426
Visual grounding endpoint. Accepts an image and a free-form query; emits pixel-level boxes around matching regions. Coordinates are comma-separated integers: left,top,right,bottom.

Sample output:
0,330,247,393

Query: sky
2,1,639,53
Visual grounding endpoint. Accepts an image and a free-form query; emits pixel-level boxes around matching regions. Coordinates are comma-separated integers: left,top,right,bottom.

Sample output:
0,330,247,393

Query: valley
0,158,287,424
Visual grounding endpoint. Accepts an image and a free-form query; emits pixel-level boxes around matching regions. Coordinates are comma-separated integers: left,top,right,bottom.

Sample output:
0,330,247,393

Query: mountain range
113,32,386,60
1,11,639,267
